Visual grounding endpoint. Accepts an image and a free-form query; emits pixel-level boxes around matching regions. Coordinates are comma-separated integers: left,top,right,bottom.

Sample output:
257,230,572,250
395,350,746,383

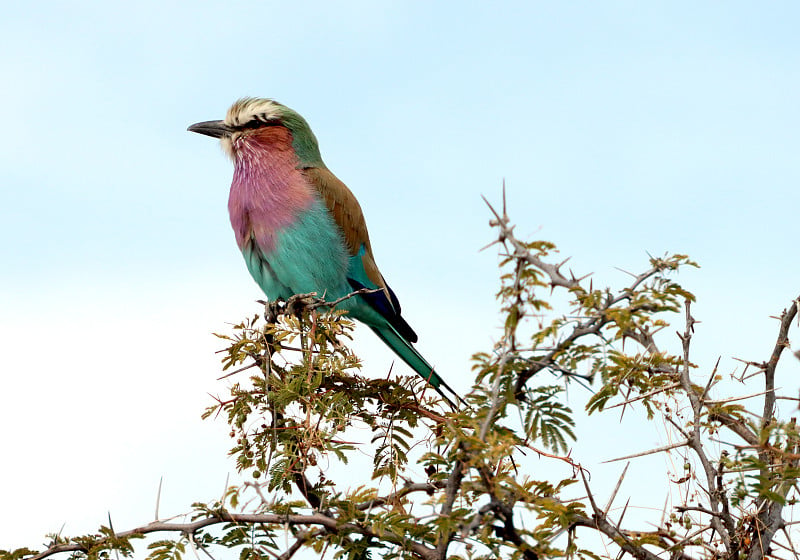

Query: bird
188,98,459,406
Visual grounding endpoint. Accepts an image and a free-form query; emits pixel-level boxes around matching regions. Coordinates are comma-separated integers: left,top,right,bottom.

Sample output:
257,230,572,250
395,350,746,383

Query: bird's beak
187,120,233,139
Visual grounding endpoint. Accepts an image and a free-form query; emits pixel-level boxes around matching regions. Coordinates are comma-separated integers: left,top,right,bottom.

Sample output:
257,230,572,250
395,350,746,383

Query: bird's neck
228,127,316,253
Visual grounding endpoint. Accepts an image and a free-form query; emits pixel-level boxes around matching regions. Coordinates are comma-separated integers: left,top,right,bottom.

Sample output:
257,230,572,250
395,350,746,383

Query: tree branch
761,297,798,423
676,299,733,552
28,512,439,560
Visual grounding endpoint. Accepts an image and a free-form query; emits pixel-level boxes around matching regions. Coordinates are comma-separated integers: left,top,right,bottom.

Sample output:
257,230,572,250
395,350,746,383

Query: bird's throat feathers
228,127,316,253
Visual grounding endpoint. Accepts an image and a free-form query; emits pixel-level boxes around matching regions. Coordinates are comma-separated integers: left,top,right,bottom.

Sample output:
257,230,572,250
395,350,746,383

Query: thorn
108,512,121,560
478,239,502,252
602,440,690,463
617,497,631,527
221,473,230,507
614,266,638,279
501,179,508,217
795,297,800,327
481,195,504,223
603,462,630,516
155,476,163,520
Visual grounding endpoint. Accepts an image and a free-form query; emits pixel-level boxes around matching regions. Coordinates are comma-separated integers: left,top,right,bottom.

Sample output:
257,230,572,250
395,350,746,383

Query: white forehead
224,98,283,127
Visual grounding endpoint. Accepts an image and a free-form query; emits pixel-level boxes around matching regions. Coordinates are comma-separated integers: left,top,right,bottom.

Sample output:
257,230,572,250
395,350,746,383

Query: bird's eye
240,114,282,129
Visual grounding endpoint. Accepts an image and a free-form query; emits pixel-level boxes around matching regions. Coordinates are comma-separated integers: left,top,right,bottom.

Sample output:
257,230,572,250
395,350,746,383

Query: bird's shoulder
302,166,370,256
302,166,393,298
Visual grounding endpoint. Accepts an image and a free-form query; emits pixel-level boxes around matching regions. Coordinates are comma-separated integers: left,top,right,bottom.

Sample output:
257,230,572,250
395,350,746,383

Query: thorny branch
762,300,798,422
12,192,800,560
482,194,673,396
744,298,799,560
26,512,439,560
677,299,733,552
481,189,800,559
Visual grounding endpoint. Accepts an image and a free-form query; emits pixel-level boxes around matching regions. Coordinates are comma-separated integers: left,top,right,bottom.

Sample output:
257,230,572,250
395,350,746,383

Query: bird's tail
369,325,463,409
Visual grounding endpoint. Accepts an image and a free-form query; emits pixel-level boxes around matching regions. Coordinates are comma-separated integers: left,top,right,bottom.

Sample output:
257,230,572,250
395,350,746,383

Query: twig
276,529,325,560
575,471,662,560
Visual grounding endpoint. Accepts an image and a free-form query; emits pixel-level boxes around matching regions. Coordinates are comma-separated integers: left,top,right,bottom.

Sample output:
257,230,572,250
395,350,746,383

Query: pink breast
228,127,315,253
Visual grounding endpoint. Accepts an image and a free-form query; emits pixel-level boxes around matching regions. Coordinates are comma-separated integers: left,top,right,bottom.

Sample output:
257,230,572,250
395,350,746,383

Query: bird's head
188,98,324,167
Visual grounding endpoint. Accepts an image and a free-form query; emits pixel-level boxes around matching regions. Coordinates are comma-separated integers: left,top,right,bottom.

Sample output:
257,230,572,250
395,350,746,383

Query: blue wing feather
345,246,418,343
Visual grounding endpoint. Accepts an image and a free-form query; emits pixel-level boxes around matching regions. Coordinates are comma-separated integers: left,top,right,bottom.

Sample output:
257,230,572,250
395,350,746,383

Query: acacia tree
6,195,800,560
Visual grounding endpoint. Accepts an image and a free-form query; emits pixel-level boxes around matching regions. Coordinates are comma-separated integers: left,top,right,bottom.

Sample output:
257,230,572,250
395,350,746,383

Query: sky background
2,0,800,555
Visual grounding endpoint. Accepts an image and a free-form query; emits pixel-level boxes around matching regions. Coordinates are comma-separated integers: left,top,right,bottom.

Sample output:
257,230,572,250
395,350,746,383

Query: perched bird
188,98,459,406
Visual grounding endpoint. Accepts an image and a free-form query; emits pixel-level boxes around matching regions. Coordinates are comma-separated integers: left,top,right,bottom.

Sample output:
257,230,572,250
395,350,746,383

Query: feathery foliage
7,194,799,560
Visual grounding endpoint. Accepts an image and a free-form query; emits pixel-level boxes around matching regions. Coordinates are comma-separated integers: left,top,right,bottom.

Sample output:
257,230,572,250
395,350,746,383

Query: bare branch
762,297,798,423
707,412,759,446
29,512,439,560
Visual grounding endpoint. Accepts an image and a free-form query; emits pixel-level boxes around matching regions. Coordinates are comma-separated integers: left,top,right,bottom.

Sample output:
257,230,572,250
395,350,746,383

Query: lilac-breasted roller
188,98,459,406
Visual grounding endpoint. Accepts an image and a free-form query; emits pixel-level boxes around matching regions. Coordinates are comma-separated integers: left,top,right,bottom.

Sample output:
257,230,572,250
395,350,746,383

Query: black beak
187,120,233,138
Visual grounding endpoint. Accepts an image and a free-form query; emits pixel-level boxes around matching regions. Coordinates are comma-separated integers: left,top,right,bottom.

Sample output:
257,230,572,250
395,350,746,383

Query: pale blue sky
2,0,799,553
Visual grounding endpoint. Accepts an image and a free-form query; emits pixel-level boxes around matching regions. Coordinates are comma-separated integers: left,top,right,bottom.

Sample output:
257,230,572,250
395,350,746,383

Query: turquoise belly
241,200,351,303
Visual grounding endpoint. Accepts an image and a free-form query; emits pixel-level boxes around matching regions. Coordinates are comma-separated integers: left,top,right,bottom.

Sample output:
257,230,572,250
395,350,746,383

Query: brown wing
302,166,418,342
302,166,387,291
